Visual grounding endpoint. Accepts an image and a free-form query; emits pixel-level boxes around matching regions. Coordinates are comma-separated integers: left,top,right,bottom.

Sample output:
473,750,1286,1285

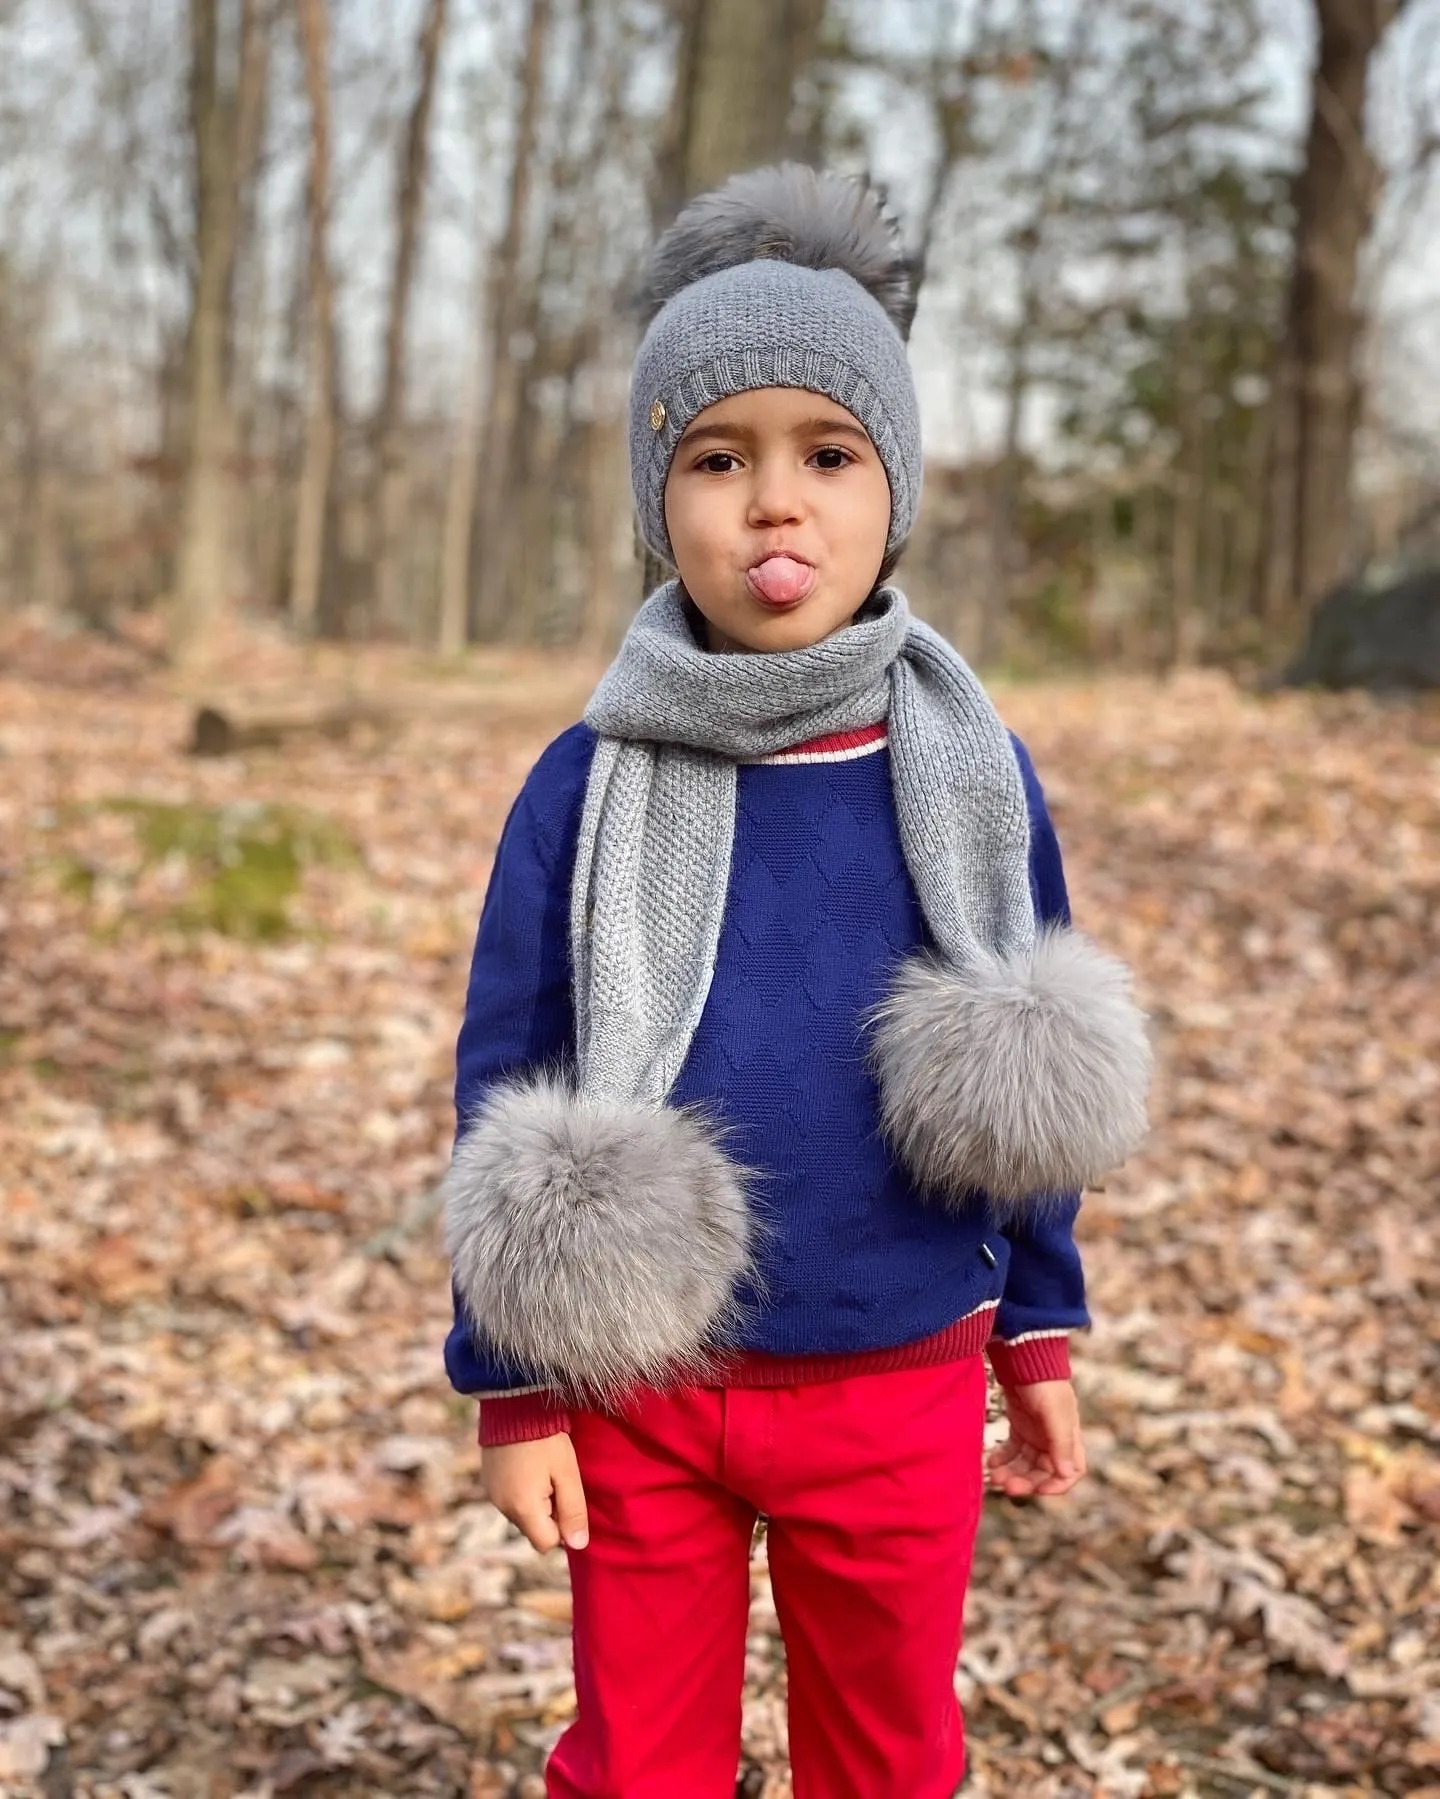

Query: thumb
1044,1409,1085,1477
551,1448,590,1551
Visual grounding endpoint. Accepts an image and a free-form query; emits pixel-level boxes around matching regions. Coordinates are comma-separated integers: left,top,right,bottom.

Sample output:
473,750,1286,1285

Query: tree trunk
497,0,625,644
227,0,274,609
579,405,626,654
653,0,827,221
985,271,1038,668
639,0,827,597
1255,0,1400,636
171,0,265,669
984,9,1092,669
289,0,337,640
369,0,447,640
468,0,553,644
438,325,486,656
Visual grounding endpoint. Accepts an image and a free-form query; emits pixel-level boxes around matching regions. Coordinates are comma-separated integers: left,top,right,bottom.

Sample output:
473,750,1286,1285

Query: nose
745,453,805,528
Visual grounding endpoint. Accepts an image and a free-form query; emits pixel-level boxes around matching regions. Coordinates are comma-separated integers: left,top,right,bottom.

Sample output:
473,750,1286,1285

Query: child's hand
986,1379,1086,1498
480,1434,590,1554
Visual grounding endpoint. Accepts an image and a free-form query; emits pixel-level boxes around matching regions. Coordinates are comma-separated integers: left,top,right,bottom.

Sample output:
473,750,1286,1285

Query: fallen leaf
144,1455,244,1546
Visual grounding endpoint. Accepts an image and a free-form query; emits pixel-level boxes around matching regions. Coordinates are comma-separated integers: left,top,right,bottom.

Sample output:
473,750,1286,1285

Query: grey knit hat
629,164,923,566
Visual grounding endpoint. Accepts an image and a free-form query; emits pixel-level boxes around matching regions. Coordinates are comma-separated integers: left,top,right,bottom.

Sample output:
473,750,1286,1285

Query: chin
721,613,827,653
764,615,839,650
687,578,863,652
769,601,862,648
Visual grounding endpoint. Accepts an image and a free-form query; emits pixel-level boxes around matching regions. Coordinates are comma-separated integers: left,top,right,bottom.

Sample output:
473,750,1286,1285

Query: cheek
832,471,892,561
865,469,894,538
663,482,707,555
663,488,727,599
665,484,739,581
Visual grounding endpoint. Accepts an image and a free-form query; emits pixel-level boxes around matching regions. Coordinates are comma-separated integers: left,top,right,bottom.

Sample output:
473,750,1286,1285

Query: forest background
3,0,1439,673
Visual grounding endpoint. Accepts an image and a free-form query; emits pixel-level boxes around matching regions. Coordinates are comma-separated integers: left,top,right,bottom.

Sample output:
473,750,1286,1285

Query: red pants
546,1356,987,1798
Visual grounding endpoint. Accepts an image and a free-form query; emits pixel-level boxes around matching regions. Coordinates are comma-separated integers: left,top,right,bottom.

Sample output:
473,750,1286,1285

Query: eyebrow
678,415,874,449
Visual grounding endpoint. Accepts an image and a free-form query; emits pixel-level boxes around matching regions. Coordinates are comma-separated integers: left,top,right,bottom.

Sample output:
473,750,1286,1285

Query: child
442,164,1151,1798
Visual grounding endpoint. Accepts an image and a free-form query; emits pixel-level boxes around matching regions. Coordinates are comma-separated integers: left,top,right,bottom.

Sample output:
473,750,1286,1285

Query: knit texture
629,258,922,563
575,581,1035,1106
443,590,1149,1396
444,720,1091,1428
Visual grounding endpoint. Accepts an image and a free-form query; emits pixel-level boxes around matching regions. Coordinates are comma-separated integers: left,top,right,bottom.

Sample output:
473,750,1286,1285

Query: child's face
663,387,892,653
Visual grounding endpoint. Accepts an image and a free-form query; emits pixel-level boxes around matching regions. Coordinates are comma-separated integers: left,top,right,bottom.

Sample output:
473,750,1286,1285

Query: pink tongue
750,555,812,604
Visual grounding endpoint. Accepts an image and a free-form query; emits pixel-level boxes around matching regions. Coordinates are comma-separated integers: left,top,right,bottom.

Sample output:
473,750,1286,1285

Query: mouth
745,553,817,611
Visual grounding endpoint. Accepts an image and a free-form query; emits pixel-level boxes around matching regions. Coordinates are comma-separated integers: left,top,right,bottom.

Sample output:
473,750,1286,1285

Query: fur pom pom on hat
638,162,919,340
629,163,924,566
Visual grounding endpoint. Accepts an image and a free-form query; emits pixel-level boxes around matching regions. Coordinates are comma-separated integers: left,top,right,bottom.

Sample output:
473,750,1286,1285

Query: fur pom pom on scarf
444,1074,763,1407
444,584,1151,1398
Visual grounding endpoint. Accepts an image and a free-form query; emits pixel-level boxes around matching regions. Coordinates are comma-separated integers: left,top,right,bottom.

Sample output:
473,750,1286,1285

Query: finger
1046,1419,1083,1473
1032,1397,1082,1462
551,1461,590,1551
1021,1444,1086,1496
987,1428,1043,1469
517,1504,561,1555
991,1466,1045,1498
1028,1467,1085,1497
996,1442,1047,1482
989,1457,1046,1496
1054,1446,1086,1482
993,1436,1069,1493
993,1439,1036,1482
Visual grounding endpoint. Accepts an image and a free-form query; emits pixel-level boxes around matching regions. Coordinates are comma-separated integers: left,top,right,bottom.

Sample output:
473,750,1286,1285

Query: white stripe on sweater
745,735,889,766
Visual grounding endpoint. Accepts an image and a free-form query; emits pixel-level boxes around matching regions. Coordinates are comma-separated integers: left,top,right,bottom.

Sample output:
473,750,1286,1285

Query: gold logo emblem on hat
649,398,666,432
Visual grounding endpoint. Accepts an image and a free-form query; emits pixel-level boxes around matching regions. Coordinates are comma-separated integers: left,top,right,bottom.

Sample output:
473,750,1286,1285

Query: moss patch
101,798,360,940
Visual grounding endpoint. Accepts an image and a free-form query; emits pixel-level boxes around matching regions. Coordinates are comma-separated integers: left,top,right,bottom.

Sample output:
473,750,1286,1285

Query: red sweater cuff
986,1333,1072,1388
477,1392,572,1446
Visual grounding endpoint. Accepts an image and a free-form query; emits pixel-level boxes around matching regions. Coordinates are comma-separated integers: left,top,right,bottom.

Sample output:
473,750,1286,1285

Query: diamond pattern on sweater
668,748,1007,1357
446,718,1091,1402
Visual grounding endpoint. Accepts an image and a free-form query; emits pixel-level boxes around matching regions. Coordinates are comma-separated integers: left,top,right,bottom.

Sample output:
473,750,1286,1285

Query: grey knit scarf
575,580,1035,1105
443,581,1151,1403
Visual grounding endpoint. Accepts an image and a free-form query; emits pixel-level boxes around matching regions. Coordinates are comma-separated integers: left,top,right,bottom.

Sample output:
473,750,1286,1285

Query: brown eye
699,452,739,473
812,447,852,471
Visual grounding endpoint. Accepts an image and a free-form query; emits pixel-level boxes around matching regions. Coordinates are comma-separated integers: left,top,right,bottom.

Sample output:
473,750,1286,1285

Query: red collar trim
770,722,888,760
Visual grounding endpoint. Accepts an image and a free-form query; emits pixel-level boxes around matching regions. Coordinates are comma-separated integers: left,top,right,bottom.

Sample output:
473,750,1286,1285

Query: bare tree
171,0,269,668
985,6,1097,669
437,310,488,656
368,0,448,639
910,0,985,288
290,0,337,639
635,0,827,596
0,259,51,613
653,0,827,221
465,0,553,644
1255,0,1409,634
890,0,1288,669
8,0,1437,676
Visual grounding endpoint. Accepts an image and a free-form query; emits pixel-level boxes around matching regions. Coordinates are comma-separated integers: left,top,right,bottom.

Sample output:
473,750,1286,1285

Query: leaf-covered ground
1,619,1437,1799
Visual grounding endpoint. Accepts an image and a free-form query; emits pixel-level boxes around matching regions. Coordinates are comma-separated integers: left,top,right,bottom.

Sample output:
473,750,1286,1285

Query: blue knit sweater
444,719,1089,1422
